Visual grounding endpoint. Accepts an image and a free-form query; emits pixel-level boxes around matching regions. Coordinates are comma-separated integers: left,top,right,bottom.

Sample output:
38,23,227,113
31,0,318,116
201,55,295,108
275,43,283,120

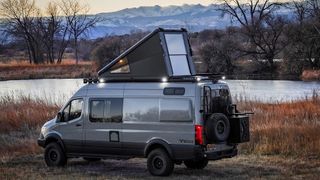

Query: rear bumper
171,144,237,161
205,146,237,160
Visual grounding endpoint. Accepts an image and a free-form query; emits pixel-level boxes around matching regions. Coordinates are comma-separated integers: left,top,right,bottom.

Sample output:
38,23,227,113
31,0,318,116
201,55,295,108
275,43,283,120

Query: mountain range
88,3,293,39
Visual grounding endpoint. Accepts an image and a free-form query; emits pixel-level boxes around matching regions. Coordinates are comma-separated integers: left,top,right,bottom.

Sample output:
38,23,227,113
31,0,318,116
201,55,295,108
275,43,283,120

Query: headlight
41,126,47,135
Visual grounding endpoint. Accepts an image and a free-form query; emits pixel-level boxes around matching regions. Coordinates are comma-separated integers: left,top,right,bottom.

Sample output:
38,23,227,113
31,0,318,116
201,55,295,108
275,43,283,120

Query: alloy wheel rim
153,157,164,169
49,150,58,162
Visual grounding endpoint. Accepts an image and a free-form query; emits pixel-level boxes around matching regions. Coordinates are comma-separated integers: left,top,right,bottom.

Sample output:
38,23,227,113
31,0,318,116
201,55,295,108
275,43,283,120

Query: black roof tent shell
98,28,196,81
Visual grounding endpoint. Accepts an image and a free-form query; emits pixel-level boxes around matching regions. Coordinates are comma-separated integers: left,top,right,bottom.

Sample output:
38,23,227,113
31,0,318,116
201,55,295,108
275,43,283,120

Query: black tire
44,142,67,167
83,157,101,162
205,113,230,143
147,149,174,176
184,158,208,169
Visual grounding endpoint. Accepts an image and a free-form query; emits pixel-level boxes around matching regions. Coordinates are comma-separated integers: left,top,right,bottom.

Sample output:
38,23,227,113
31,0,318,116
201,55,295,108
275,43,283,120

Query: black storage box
228,115,250,143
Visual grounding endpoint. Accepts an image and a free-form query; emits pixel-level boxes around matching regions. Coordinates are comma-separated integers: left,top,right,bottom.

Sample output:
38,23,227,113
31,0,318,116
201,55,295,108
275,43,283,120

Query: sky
36,0,215,14
35,0,292,14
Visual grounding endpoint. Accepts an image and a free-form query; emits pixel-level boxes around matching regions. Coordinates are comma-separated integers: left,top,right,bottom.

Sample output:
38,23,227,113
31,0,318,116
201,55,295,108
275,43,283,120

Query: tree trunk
74,37,79,64
267,57,276,72
26,41,32,64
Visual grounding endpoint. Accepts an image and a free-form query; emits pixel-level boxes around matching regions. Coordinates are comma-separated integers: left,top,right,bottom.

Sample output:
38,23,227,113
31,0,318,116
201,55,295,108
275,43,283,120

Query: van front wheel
44,142,67,167
147,149,174,176
184,158,208,169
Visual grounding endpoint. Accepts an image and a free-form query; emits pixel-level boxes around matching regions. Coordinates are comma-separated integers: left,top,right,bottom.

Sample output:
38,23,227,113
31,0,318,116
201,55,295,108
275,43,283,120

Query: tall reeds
0,94,59,132
238,93,320,156
0,95,59,161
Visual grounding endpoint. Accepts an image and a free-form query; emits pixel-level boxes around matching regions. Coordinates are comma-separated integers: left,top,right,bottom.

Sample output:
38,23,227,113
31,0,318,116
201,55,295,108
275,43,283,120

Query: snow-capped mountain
88,4,293,38
88,4,229,38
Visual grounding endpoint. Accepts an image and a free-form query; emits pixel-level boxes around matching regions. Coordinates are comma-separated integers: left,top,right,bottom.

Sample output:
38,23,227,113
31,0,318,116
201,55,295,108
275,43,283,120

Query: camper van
38,28,250,176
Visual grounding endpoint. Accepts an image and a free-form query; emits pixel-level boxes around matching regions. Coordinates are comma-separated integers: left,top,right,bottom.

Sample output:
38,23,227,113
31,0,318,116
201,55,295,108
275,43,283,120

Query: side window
123,98,159,122
90,98,123,123
62,99,83,122
160,99,192,122
91,100,105,120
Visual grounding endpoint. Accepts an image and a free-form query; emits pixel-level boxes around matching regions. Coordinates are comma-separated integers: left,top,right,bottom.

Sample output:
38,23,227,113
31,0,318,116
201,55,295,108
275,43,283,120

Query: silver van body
39,80,237,160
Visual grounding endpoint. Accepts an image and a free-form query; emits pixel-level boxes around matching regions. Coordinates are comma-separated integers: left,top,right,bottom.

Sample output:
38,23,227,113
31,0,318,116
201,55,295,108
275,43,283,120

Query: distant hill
88,3,293,38
0,4,294,39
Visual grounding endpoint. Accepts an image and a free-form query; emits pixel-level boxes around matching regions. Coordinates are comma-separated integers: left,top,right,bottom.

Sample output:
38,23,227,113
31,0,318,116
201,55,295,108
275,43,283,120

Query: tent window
165,34,187,54
110,58,130,73
165,34,190,76
169,55,190,75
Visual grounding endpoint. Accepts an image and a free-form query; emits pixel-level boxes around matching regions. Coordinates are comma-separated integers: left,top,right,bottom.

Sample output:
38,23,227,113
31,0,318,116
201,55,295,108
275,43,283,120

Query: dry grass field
0,60,97,81
0,94,319,179
1,155,319,179
237,93,320,157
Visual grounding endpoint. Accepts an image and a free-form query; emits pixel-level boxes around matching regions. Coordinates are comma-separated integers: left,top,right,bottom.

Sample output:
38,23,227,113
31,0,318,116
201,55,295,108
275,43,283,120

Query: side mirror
57,112,64,122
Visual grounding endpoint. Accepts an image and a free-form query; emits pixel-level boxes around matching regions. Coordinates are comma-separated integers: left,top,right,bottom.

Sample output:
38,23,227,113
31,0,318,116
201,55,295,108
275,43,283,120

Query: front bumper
37,138,45,148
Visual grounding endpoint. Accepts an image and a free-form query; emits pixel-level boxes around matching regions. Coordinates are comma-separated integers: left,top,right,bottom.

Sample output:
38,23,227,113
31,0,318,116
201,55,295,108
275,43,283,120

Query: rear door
84,98,123,155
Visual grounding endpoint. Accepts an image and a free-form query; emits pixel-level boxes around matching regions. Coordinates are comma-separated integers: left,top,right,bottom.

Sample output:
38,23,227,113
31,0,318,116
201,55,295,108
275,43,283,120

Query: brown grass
0,59,97,81
0,95,59,161
301,69,320,81
0,94,319,161
238,93,320,157
0,95,59,132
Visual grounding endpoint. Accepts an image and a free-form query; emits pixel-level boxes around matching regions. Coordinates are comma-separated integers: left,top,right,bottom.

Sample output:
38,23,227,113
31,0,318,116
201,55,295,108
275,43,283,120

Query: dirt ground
0,154,319,180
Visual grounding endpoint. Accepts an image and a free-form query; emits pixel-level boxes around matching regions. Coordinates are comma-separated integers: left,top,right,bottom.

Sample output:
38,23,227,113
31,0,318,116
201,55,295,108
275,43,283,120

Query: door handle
76,123,82,127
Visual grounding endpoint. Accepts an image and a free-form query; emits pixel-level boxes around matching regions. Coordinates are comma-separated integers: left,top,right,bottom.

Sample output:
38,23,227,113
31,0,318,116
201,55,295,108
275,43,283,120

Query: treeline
1,0,320,78
191,0,320,76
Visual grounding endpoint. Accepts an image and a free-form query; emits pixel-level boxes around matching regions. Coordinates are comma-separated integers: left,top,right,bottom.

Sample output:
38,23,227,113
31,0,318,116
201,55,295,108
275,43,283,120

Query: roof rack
83,74,226,84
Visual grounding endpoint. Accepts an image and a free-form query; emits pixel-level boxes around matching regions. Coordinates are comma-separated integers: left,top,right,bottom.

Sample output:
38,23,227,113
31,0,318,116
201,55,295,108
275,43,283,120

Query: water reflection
225,80,320,102
0,79,83,105
0,79,319,103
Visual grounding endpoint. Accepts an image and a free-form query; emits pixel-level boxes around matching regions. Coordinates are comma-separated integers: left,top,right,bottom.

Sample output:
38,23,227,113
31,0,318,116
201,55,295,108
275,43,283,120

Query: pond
0,79,319,104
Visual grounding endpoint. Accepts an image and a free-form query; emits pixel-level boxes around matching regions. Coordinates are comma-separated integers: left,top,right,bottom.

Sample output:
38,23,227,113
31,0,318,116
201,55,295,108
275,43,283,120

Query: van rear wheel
147,149,174,176
184,158,208,169
44,142,67,167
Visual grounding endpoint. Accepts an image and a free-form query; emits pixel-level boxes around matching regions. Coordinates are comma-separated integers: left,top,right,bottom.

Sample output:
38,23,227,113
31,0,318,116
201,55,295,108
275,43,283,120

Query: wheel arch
44,133,66,152
144,139,173,159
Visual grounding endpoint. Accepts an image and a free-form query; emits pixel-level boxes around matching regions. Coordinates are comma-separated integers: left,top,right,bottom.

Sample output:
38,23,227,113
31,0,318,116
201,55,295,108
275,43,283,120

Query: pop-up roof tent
98,28,196,81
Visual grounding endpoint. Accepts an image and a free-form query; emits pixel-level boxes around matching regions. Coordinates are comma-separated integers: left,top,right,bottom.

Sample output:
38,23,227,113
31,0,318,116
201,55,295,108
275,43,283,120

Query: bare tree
220,0,286,70
199,29,242,74
37,2,60,64
286,0,320,69
0,0,45,64
306,0,320,34
60,0,99,64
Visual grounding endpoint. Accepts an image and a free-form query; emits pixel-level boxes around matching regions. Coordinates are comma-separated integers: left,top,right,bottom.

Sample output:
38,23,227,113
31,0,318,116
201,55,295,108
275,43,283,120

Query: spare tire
205,113,230,143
